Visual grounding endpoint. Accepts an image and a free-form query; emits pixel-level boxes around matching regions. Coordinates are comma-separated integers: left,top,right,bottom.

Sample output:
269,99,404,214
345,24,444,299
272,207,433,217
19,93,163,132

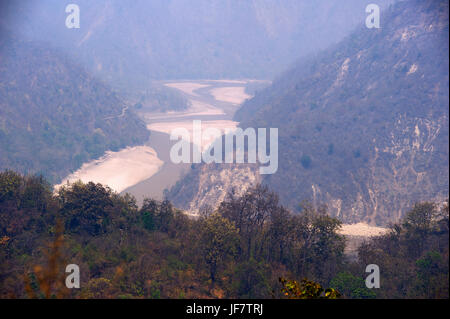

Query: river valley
55,79,388,237
56,79,261,204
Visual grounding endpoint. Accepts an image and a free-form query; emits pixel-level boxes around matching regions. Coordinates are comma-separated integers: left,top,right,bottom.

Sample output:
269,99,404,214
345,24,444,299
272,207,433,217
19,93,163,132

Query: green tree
413,251,449,298
200,213,239,285
141,198,158,231
230,258,271,298
58,181,113,235
403,202,438,257
330,272,376,299
0,170,22,203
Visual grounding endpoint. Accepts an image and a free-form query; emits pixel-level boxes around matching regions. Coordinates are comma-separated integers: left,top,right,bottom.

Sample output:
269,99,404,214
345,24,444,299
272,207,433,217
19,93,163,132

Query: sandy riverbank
164,82,210,97
55,146,163,193
339,222,388,237
143,99,225,121
147,120,239,152
57,80,253,201
210,86,252,105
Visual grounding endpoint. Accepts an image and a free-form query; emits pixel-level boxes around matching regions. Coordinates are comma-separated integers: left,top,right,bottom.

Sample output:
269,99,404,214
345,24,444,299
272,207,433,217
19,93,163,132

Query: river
54,79,388,239
56,79,265,205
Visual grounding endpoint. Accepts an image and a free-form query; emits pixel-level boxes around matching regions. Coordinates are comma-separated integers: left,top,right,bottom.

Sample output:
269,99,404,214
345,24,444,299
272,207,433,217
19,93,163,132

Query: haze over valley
56,80,257,202
0,0,448,300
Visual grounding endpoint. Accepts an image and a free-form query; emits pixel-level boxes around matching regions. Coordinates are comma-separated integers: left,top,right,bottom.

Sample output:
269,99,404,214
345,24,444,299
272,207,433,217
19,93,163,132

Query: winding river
55,79,388,239
56,80,264,205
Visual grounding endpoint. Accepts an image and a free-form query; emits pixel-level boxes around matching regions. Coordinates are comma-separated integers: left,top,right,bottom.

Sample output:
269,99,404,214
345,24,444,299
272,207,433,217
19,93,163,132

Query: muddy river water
55,79,387,237
56,80,261,205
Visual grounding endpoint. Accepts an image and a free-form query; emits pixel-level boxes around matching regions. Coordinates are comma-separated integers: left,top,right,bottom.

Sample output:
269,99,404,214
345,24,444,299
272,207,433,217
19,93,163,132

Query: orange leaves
0,235,10,245
24,220,70,299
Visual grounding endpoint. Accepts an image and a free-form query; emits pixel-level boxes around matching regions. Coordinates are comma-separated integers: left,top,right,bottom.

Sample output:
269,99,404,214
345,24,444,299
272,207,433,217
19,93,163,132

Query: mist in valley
0,0,448,300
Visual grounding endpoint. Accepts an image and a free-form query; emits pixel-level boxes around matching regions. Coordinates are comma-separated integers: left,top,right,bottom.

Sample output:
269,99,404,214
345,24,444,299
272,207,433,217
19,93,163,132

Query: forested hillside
0,37,149,183
1,171,448,298
234,0,449,225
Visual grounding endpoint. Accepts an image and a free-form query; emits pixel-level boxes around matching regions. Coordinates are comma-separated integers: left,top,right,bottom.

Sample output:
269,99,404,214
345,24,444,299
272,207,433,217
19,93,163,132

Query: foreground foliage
0,171,448,299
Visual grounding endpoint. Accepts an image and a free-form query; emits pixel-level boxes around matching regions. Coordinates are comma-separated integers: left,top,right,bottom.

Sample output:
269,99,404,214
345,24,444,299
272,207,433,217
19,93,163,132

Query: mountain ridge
234,0,449,225
167,0,449,225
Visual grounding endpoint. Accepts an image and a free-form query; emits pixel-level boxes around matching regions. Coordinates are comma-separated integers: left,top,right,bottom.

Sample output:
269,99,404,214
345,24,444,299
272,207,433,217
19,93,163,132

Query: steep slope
167,163,260,216
0,37,149,183
234,0,449,225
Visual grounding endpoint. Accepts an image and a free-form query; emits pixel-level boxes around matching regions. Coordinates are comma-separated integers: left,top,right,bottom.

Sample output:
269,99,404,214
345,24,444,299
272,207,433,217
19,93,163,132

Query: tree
158,200,174,233
58,181,113,235
141,199,158,231
139,198,175,233
413,251,449,298
403,202,438,258
200,213,239,285
300,155,312,169
279,277,340,299
355,201,449,298
25,220,70,299
219,185,278,261
290,202,345,282
230,258,271,298
0,170,22,203
267,206,293,263
330,272,376,299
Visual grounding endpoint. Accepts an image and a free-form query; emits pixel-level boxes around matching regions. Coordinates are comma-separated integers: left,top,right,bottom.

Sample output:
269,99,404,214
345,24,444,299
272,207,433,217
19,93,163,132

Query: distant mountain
168,0,449,225
0,37,149,183
234,0,449,225
1,0,394,88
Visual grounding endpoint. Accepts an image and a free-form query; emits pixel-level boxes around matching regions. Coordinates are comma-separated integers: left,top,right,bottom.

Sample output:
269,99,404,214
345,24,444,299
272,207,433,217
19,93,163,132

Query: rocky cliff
168,0,449,225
